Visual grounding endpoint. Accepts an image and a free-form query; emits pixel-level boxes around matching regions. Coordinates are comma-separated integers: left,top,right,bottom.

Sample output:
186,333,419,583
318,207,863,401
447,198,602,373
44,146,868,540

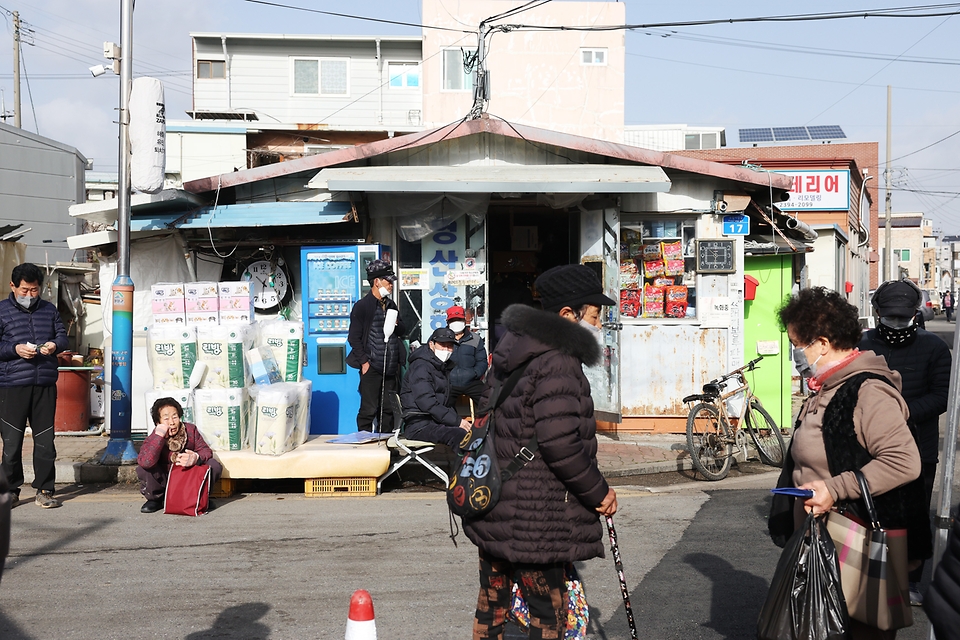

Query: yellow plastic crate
210,478,236,499
305,477,377,497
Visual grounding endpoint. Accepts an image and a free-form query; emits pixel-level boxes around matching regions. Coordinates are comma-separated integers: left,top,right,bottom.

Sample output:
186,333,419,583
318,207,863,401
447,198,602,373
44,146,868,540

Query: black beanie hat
535,264,617,312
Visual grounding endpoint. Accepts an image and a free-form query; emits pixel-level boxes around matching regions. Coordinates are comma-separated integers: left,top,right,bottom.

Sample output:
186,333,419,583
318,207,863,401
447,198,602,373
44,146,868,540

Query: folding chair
376,391,450,493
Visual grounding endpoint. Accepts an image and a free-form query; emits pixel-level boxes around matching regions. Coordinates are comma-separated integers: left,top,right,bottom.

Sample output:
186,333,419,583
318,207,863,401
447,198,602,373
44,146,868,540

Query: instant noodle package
620,289,641,318
619,261,639,288
665,285,689,318
643,259,665,278
643,284,665,318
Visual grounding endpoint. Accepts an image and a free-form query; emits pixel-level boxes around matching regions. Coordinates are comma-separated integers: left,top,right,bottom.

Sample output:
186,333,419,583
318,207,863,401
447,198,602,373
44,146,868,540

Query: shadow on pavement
4,519,114,573
185,602,271,639
0,609,34,640
684,552,768,638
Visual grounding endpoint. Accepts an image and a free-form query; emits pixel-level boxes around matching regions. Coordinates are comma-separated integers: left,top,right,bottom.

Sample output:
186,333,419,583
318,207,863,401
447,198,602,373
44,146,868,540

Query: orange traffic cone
345,589,377,640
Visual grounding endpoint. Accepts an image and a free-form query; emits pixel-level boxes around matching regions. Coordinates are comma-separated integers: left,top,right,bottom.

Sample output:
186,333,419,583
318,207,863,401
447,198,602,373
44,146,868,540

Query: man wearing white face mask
0,263,68,509
445,305,488,408
860,279,951,606
346,259,406,432
399,327,472,450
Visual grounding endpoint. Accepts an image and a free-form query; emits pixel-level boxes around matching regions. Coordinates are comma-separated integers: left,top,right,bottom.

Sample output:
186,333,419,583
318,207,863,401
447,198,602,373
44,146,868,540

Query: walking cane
605,515,638,640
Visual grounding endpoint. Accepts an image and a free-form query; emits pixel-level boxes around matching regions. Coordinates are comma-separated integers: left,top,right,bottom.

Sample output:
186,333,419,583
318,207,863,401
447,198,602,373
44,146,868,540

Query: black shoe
140,500,162,514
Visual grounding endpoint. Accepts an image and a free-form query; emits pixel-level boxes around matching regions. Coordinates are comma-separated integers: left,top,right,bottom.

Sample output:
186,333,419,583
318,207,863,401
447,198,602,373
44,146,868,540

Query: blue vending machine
301,244,384,434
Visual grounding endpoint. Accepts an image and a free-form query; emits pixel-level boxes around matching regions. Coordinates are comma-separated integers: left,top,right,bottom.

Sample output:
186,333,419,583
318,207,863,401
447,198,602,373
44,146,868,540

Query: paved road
1,470,948,639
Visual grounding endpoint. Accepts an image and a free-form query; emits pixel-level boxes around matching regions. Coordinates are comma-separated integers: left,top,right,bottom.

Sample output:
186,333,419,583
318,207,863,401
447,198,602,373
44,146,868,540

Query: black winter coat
345,292,405,372
859,329,951,462
400,345,460,430
463,304,610,564
924,515,960,640
0,295,68,388
449,330,487,388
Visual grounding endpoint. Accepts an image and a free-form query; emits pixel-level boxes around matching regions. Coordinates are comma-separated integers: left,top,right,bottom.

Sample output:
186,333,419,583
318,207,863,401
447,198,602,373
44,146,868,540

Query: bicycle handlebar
708,356,764,386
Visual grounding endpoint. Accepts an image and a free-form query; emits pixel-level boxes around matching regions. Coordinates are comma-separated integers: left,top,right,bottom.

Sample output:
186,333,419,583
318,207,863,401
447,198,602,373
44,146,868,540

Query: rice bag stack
150,283,186,326
245,346,283,386
259,320,304,382
144,390,195,429
185,281,220,326
193,388,248,451
249,383,301,456
148,326,198,390
196,324,254,389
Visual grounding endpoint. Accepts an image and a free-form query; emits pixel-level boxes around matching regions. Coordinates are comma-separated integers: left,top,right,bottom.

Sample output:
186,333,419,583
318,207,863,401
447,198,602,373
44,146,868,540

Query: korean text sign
776,170,850,211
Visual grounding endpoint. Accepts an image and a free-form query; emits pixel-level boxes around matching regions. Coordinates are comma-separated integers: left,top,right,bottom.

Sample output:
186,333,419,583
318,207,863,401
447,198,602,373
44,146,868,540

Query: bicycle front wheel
686,403,733,481
744,399,786,467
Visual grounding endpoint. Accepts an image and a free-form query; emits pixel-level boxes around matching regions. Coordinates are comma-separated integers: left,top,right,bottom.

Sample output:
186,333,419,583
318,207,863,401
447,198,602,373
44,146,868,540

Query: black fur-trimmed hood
498,304,601,369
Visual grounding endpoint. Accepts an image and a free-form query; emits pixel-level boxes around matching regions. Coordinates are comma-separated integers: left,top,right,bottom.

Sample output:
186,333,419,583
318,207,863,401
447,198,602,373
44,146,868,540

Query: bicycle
682,356,786,481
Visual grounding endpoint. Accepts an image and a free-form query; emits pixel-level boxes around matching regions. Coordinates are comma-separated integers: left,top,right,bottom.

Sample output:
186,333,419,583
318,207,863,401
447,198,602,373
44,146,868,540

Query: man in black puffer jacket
399,327,471,449
445,305,487,408
0,263,68,509
924,514,960,639
860,279,951,605
464,264,618,639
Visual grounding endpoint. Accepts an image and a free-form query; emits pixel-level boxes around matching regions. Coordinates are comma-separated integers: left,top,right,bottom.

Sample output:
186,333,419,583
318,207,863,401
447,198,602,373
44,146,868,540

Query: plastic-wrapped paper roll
259,320,303,383
383,308,398,342
194,388,248,451
245,346,283,386
290,380,312,446
129,76,165,194
188,361,207,390
249,383,301,456
196,324,254,388
144,390,195,430
148,326,197,390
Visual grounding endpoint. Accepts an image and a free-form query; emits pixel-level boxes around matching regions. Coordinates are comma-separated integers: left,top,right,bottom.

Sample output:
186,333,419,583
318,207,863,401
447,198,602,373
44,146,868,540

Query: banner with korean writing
776,170,850,211
421,217,466,341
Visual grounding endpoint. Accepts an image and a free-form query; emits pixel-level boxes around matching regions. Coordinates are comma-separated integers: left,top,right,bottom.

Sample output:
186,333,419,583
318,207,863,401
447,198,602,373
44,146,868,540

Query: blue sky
2,1,958,231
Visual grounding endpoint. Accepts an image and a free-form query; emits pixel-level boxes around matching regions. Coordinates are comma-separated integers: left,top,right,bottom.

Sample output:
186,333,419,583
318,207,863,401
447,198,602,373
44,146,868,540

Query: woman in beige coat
776,287,928,639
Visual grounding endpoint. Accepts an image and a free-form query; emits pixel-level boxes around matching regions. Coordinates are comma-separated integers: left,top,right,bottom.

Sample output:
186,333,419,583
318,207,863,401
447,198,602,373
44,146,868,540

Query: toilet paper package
291,379,312,447
249,383,302,456
196,324,254,389
148,326,198,390
193,388,248,451
259,320,303,382
143,390,195,431
245,346,283,386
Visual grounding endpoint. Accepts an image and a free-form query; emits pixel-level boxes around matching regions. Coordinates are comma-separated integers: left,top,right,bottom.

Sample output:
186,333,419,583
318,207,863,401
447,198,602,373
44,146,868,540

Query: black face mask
876,321,918,346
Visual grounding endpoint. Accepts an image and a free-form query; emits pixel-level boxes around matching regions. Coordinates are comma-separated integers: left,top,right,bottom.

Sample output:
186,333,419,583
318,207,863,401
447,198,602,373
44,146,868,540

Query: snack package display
148,326,198,390
259,320,304,383
643,259,665,278
245,346,283,386
249,383,301,456
642,243,662,261
144,390,195,429
653,277,675,287
660,240,683,260
620,289,641,318
194,388,248,451
664,285,689,319
664,259,685,276
619,261,639,288
643,284,665,318
196,324,254,389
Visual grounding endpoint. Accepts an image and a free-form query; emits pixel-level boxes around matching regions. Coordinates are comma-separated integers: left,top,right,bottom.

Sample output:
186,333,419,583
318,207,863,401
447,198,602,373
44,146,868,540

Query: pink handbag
163,464,211,516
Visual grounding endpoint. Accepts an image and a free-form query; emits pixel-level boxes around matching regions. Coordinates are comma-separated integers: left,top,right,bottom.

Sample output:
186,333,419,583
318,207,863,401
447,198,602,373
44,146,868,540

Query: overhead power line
242,0,472,32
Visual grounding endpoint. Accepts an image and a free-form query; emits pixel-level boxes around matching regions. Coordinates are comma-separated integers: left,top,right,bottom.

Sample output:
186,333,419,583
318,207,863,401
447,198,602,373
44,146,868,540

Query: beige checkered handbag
825,469,912,631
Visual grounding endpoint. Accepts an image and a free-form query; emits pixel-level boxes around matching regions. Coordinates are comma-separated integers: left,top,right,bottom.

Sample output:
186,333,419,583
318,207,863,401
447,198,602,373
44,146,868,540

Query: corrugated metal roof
309,164,671,193
184,118,793,196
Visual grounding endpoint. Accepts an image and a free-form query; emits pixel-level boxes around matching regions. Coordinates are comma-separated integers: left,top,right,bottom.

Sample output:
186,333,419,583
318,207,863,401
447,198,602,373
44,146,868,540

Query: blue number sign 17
722,214,750,236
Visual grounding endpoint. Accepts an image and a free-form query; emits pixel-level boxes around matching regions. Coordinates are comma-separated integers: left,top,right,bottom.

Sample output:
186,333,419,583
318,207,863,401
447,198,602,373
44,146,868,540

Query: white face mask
448,321,466,333
378,286,391,298
434,348,452,363
579,318,600,334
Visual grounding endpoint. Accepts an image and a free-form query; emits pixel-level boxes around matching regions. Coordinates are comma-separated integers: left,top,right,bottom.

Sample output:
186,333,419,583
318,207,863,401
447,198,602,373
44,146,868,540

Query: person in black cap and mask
399,327,472,449
346,258,406,432
860,278,951,606
464,264,618,639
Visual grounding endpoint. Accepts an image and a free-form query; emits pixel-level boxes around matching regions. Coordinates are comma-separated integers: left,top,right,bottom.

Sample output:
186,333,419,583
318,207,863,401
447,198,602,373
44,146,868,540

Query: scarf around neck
807,349,862,393
166,425,187,463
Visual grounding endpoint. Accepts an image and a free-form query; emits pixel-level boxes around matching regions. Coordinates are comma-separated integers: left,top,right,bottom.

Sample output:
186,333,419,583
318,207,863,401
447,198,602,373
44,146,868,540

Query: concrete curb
25,461,140,486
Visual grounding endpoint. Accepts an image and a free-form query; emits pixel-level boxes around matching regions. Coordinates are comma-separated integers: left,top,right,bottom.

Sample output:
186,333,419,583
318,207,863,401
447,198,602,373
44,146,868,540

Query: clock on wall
243,258,292,313
696,239,737,274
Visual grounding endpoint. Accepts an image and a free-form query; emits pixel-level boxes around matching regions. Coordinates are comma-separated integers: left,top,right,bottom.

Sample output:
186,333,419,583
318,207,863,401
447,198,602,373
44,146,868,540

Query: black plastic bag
758,513,849,640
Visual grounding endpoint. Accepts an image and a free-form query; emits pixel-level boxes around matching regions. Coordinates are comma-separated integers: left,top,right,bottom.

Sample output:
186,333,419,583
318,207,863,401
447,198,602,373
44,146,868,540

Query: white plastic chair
376,392,449,493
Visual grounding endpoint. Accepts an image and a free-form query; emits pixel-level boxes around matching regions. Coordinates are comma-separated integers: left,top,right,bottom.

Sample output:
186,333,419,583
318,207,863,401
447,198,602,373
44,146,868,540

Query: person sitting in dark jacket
399,327,471,450
136,397,222,514
860,278,951,606
445,305,488,409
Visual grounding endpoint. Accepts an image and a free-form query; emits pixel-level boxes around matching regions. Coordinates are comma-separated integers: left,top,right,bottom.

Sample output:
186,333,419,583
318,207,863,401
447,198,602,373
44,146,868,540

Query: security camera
89,65,107,78
716,200,728,213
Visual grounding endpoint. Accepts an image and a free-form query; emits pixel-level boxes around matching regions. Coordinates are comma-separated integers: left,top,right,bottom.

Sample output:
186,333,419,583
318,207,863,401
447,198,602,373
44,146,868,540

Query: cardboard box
219,311,254,324
153,313,186,326
219,281,253,296
185,296,219,312
186,281,219,298
151,298,185,314
151,283,185,299
220,295,254,311
186,311,220,326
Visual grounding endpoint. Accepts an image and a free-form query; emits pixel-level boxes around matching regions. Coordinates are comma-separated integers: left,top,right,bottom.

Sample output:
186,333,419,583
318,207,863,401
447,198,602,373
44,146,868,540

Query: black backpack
447,361,535,519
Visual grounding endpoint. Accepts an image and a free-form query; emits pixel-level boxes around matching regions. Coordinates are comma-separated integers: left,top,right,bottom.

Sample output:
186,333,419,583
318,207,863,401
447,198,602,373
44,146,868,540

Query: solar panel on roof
773,127,811,141
739,128,774,143
807,125,846,140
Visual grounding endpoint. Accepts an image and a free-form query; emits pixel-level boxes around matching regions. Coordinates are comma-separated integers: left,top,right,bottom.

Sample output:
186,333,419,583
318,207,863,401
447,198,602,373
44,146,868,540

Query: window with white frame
388,62,420,89
292,57,349,96
895,248,911,262
197,60,225,79
684,132,721,150
580,48,607,66
442,48,476,91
